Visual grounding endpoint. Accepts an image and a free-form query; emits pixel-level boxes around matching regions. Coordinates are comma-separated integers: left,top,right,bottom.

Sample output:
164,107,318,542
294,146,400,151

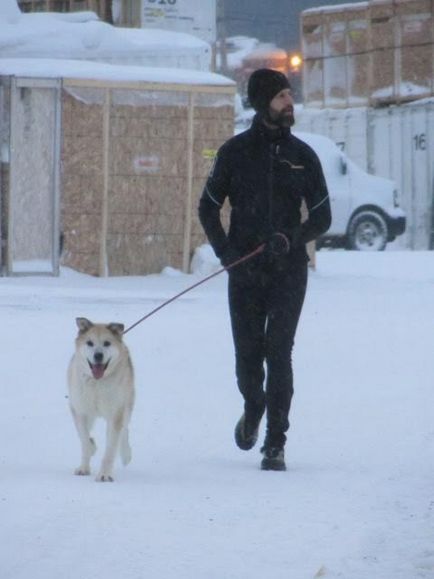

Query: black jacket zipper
267,142,279,238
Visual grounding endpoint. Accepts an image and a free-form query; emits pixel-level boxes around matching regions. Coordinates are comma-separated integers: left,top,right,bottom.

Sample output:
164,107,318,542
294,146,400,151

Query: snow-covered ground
1,249,433,579
1,3,433,577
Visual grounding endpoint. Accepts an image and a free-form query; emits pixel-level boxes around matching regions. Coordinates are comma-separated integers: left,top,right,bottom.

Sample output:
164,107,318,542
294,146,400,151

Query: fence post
100,87,111,276
182,91,195,273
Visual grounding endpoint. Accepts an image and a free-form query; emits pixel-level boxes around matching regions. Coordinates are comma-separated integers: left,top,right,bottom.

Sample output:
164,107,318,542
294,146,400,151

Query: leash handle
123,243,265,335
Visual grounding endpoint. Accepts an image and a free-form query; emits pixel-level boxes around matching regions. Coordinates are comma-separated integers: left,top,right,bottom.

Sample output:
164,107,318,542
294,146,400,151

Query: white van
295,131,406,250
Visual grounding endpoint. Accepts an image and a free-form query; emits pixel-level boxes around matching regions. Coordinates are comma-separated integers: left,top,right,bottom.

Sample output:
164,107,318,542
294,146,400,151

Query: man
198,68,331,471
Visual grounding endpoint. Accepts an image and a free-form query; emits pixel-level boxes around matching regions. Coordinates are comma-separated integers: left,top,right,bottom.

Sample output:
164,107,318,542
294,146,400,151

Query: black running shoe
234,409,264,451
260,447,286,471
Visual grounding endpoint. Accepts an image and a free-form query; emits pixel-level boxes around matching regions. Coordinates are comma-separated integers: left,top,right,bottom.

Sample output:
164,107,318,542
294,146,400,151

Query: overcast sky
222,0,360,51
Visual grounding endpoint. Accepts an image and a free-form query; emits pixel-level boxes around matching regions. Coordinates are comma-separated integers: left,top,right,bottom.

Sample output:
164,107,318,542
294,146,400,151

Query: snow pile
0,0,20,23
0,1,212,71
0,1,235,85
190,243,221,275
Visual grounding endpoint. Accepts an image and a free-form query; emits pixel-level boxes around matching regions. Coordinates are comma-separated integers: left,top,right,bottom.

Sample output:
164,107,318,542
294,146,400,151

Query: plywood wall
302,0,434,108
61,86,234,276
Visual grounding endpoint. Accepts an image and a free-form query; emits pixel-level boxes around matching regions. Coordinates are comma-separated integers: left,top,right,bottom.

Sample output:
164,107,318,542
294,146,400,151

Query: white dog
68,317,135,482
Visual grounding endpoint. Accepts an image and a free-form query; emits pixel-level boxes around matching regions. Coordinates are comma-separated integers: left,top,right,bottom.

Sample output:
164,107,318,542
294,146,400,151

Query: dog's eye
103,341,111,348
86,340,94,347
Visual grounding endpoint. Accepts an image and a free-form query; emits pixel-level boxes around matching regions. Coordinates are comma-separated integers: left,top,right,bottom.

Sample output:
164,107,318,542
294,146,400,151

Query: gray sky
222,0,360,51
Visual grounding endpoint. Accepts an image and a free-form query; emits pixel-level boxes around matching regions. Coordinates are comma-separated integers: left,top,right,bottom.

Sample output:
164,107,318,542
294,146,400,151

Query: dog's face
75,317,125,380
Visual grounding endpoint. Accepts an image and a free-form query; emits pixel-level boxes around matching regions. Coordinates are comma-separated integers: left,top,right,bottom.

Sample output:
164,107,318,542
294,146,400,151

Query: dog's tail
120,428,132,466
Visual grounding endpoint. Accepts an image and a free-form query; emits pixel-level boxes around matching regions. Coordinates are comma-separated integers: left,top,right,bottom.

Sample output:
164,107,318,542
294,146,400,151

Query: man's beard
265,106,295,127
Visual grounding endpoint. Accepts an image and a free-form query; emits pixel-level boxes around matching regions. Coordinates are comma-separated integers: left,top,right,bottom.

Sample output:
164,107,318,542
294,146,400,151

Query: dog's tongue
91,363,106,380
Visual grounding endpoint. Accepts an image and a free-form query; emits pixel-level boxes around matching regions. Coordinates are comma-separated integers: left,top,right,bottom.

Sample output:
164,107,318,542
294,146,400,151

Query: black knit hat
247,68,291,112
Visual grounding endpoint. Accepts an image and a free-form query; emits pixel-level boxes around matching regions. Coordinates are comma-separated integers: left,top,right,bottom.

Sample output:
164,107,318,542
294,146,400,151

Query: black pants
228,259,308,448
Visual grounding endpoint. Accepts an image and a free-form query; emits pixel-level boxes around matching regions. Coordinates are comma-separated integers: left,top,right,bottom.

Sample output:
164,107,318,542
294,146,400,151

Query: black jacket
199,114,332,265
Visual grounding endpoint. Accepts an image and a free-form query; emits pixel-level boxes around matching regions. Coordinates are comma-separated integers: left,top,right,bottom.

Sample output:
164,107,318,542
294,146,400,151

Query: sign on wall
142,0,216,44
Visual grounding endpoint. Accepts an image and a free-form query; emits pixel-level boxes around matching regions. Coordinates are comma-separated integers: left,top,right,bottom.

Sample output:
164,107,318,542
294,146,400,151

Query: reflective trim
205,185,223,207
310,194,329,212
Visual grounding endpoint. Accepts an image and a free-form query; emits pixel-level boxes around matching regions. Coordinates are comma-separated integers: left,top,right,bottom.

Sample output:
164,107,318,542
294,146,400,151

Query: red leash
123,243,265,335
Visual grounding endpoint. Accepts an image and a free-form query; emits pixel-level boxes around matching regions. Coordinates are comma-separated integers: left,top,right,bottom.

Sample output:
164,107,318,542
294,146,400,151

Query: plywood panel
61,86,234,276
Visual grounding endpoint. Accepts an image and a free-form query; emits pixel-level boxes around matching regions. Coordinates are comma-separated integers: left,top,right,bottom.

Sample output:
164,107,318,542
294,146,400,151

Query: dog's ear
107,323,125,337
76,317,93,334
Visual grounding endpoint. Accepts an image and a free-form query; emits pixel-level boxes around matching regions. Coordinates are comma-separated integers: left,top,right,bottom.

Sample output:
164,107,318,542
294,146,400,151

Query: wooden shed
61,78,235,276
0,64,235,276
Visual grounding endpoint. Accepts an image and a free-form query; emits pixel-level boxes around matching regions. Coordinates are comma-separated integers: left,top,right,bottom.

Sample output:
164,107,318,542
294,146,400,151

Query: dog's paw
74,467,91,476
95,473,114,482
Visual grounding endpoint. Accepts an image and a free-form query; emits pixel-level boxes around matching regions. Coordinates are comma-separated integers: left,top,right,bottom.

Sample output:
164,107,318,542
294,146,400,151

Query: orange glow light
289,54,302,69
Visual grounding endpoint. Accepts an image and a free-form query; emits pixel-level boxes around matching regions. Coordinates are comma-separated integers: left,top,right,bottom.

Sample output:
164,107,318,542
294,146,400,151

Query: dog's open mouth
88,361,110,380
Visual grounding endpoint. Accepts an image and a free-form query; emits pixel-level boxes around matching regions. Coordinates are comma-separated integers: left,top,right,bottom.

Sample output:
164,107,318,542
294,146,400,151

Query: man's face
267,88,295,127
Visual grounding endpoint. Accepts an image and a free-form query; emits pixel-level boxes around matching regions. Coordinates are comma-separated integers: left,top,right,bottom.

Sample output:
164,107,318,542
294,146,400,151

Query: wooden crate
302,0,434,108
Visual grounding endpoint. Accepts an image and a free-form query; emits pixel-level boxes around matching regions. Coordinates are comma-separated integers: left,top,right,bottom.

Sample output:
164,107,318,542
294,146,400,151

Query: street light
289,53,302,72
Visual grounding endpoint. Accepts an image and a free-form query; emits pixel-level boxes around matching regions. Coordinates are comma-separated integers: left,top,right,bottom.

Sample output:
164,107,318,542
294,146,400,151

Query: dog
68,317,135,482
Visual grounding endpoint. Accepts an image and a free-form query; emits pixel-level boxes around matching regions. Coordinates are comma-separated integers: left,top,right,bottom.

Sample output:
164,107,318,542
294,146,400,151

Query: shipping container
294,100,434,249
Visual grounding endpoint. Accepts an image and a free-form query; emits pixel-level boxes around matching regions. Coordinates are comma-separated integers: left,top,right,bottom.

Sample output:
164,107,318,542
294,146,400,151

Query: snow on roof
248,45,287,59
302,2,368,15
0,1,235,88
0,57,235,87
0,9,209,59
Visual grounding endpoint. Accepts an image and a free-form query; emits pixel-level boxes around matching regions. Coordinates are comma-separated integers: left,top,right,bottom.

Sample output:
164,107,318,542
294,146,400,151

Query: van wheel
347,210,388,251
